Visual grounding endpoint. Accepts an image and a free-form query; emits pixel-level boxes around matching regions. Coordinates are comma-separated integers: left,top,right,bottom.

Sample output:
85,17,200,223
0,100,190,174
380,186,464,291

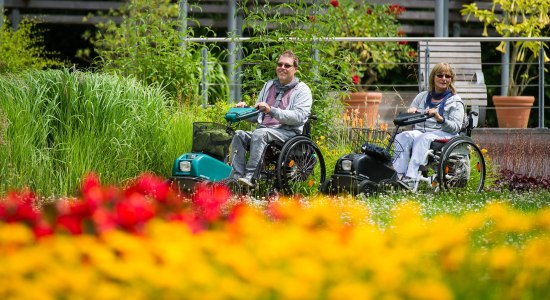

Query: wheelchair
405,111,486,193
170,107,326,197
321,110,486,196
227,114,326,197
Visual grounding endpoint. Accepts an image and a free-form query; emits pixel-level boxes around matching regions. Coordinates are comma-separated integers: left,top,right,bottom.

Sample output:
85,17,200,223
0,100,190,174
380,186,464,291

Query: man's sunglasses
277,62,294,69
436,74,452,79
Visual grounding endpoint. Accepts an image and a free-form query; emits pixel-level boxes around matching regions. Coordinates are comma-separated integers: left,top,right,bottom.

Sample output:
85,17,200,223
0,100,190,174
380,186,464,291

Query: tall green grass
0,69,194,196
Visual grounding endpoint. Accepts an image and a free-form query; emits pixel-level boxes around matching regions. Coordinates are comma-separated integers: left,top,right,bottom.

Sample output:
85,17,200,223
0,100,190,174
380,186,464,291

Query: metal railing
192,37,549,127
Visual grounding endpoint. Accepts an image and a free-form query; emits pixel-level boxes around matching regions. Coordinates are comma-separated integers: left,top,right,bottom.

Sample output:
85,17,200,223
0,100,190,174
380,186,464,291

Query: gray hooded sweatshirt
409,91,465,134
253,79,312,134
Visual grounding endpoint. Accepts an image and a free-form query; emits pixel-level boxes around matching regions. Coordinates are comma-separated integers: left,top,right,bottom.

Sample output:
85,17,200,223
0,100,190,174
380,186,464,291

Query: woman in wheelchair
229,50,313,188
393,62,465,188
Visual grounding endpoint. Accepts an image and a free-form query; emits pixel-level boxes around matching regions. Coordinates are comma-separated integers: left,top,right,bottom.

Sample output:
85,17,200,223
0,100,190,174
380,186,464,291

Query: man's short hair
280,50,299,68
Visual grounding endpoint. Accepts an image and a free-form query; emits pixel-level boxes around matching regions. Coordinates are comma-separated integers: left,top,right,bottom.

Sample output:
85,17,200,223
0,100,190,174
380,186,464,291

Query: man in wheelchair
229,50,313,187
393,62,466,189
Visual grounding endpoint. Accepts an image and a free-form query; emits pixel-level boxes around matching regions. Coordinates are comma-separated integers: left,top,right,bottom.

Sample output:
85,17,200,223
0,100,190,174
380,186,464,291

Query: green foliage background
239,0,354,140
0,18,65,73
78,0,229,105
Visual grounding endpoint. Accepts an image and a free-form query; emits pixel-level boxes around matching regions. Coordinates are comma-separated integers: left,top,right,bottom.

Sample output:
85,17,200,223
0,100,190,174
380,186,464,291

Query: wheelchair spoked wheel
276,136,326,196
438,137,486,193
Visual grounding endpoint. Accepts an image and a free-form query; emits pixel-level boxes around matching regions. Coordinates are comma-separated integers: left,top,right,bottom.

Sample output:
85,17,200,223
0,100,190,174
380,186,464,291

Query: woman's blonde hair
428,62,456,94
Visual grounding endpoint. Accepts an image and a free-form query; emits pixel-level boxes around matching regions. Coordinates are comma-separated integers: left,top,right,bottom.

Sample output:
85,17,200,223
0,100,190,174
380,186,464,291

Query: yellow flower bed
2,197,550,299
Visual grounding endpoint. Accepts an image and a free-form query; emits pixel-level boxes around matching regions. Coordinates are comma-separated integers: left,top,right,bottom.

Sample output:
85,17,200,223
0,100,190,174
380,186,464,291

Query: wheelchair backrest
460,110,478,137
301,114,316,137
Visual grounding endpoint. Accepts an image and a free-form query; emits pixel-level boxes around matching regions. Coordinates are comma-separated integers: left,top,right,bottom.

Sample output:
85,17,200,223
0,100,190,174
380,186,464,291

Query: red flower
114,192,156,232
92,207,118,234
54,198,96,235
352,74,360,85
399,41,408,45
330,0,339,8
308,15,316,22
125,173,170,203
80,173,117,212
166,212,204,233
408,50,417,57
32,219,54,239
55,214,83,234
81,172,100,194
192,182,231,222
367,8,373,15
0,189,40,223
387,4,405,16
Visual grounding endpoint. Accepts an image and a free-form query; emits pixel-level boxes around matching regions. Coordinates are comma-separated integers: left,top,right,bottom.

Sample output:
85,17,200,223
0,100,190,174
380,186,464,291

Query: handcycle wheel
438,137,486,193
358,179,379,197
276,136,326,196
320,179,334,195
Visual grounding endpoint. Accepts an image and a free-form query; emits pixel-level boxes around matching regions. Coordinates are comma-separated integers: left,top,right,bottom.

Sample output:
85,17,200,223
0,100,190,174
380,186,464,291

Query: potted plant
325,0,415,128
461,0,550,128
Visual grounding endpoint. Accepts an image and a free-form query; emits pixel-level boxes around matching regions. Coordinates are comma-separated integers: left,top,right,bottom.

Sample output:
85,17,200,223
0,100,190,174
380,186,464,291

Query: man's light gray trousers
229,127,296,180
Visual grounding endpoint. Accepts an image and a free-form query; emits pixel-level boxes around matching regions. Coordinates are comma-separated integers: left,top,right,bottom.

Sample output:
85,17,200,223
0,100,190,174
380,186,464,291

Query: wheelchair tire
276,136,326,195
438,137,486,193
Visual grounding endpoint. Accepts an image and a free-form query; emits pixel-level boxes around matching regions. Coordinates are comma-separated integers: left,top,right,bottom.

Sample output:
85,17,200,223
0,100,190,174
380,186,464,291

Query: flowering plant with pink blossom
326,0,415,92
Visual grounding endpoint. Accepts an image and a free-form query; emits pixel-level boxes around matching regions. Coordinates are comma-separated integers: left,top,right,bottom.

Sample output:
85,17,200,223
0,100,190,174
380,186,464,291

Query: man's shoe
238,177,255,188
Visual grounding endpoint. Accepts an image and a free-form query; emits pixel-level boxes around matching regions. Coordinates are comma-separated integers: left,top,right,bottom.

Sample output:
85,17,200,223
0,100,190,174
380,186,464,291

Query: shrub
238,0,354,139
494,169,550,191
0,17,65,73
79,0,229,104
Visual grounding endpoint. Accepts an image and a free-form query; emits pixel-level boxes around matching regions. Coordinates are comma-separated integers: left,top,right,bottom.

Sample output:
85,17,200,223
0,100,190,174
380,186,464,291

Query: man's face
276,55,296,85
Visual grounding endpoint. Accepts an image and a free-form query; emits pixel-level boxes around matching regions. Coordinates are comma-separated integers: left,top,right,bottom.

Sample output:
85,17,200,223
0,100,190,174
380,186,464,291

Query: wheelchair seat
430,139,449,152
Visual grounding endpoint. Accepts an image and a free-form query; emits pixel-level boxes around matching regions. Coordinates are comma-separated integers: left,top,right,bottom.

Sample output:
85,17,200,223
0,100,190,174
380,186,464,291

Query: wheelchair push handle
393,112,431,126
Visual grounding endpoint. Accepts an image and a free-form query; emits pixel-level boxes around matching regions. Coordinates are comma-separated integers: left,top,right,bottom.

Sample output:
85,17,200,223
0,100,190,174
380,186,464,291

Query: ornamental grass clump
0,69,193,196
2,173,550,299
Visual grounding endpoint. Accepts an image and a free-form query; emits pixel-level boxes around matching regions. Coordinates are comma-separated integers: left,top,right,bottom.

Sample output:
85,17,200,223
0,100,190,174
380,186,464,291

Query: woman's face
433,69,452,93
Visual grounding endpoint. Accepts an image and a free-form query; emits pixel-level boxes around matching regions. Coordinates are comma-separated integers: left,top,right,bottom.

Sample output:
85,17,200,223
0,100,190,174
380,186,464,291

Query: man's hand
255,102,271,114
407,107,418,113
235,101,247,108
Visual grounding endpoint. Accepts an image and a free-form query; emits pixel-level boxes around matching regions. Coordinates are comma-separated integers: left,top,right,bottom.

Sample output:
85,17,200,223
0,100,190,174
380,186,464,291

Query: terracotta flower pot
492,95,535,128
342,92,382,128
